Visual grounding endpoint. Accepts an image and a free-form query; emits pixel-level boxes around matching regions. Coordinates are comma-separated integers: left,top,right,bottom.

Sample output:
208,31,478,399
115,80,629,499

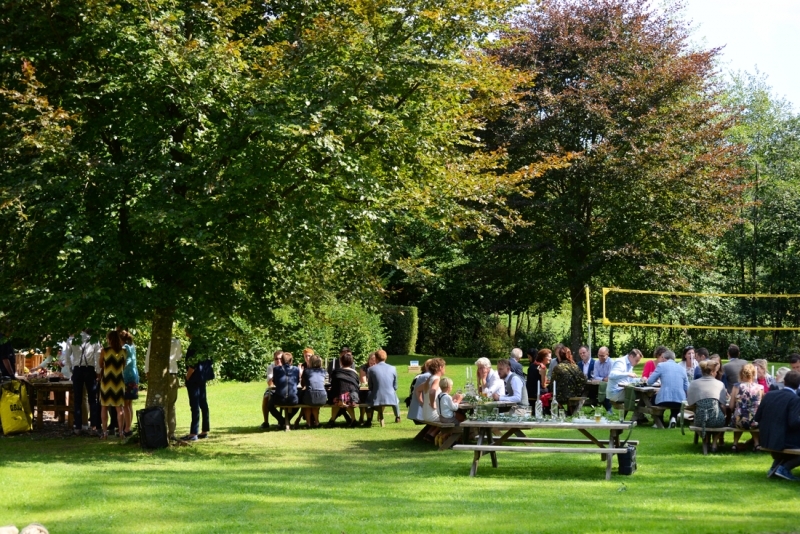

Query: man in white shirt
145,337,182,440
64,330,102,433
607,349,643,403
493,359,528,404
578,345,595,379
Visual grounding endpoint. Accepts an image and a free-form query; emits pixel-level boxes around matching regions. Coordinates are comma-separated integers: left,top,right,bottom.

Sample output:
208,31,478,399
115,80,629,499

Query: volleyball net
600,287,800,331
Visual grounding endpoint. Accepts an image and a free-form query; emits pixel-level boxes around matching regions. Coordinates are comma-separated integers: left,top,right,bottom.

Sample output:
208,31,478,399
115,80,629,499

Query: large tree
485,0,744,348
0,0,527,403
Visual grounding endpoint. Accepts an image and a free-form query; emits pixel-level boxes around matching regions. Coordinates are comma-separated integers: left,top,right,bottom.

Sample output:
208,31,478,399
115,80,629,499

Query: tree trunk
609,326,615,358
507,309,513,339
145,307,176,409
569,284,584,352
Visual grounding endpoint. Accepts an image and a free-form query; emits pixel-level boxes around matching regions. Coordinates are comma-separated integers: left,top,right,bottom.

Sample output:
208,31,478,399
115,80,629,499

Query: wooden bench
453,444,629,480
687,426,760,455
763,448,800,455
412,421,457,450
273,404,397,431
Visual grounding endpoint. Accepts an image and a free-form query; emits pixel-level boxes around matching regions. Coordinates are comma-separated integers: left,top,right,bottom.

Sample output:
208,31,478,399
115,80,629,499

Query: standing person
98,330,126,439
261,350,282,429
366,350,401,425
646,350,688,428
729,363,763,452
551,347,586,414
577,345,595,379
509,348,525,378
144,336,182,441
182,331,212,441
754,371,800,481
120,331,138,437
65,329,102,435
722,344,747,393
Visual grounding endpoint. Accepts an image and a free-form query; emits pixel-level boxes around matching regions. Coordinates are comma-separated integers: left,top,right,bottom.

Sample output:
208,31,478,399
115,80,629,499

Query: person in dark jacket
268,352,300,430
182,332,212,441
328,352,360,427
754,370,800,481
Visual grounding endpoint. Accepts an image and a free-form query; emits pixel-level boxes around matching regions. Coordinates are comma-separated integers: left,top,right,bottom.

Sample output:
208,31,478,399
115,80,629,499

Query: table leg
55,391,66,424
66,391,73,429
470,428,486,477
36,388,44,430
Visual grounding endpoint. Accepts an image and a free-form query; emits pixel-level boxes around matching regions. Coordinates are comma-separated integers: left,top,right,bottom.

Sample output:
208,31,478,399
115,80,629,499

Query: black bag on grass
137,406,168,449
618,445,637,475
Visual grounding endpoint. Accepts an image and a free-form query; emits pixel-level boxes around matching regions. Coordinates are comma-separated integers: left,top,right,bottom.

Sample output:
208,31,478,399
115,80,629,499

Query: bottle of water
534,398,543,420
551,398,560,421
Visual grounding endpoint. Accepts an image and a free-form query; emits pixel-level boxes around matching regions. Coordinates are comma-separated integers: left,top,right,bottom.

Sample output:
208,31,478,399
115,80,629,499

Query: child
434,377,464,446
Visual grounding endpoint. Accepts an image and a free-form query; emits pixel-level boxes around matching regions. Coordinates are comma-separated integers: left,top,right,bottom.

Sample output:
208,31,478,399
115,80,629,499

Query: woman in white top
422,358,446,423
475,357,501,396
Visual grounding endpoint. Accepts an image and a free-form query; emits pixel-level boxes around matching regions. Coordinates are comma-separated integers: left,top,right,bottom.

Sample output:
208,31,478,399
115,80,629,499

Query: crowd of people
260,346,401,430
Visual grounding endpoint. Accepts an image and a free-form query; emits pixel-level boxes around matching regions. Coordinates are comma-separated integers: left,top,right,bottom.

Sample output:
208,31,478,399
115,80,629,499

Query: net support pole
585,285,592,357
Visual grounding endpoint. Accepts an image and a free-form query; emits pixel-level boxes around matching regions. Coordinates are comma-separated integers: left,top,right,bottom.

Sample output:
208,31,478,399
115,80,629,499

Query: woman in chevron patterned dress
99,330,126,439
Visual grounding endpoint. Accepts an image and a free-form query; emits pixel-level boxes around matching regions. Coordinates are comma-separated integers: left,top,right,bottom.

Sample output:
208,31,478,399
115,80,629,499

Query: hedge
381,306,418,355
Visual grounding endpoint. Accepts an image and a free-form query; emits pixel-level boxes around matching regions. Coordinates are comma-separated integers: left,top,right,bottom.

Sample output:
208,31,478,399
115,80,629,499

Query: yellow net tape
601,287,800,331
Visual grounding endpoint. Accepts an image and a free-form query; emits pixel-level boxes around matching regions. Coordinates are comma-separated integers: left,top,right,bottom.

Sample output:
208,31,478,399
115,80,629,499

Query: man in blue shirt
594,346,612,382
607,349,643,403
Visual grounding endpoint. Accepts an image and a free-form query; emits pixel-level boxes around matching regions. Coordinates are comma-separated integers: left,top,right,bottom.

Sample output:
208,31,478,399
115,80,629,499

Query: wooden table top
460,420,635,430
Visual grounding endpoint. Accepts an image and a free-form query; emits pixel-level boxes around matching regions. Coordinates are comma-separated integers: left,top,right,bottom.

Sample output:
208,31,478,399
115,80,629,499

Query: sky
682,0,800,110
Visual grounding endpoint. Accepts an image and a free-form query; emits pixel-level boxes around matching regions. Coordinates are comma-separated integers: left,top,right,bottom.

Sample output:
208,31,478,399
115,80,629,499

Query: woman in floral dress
729,363,763,452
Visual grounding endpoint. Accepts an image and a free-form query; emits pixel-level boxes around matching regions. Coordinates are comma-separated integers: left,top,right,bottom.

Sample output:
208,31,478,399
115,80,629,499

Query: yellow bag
0,380,33,435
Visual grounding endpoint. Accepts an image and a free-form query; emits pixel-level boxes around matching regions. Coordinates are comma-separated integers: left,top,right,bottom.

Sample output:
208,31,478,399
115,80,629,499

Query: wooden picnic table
19,378,73,430
454,420,636,480
625,385,664,429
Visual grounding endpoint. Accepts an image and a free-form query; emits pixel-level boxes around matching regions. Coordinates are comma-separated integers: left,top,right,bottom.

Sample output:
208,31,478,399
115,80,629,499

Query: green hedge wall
381,306,418,355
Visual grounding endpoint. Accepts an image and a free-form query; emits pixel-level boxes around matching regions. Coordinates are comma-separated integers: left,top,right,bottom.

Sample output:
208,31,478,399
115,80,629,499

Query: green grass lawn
1,357,798,533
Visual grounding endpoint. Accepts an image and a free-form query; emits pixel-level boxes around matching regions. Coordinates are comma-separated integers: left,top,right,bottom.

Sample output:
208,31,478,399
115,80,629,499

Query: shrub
381,306,418,354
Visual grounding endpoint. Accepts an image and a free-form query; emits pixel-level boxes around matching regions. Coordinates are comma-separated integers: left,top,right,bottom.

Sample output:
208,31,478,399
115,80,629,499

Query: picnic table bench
679,402,759,454
453,420,636,480
272,403,398,431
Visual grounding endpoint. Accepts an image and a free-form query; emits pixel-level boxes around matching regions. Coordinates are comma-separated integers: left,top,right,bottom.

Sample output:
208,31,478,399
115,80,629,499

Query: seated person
771,367,791,391
475,357,502,397
576,345,595,379
268,352,300,429
607,349,643,403
754,370,800,481
493,358,528,404
359,352,377,386
686,360,729,447
434,377,464,447
646,349,688,428
366,350,400,424
527,349,550,401
551,347,586,414
730,363,763,452
593,346,612,383
408,359,433,423
509,348,525,378
301,355,328,428
328,352,360,427
643,346,667,379
261,350,283,429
